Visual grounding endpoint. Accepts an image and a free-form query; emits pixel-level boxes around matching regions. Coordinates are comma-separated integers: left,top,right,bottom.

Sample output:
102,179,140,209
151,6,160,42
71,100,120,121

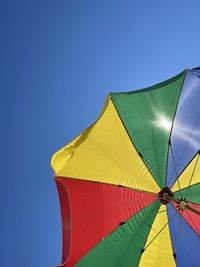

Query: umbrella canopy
51,67,200,267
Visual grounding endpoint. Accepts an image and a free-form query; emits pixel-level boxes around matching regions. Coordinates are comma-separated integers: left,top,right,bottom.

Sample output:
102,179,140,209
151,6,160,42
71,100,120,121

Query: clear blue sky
1,0,200,266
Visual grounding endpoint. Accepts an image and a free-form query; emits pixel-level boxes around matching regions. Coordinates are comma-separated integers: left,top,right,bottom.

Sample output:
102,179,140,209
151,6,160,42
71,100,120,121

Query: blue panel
167,205,200,267
167,68,200,187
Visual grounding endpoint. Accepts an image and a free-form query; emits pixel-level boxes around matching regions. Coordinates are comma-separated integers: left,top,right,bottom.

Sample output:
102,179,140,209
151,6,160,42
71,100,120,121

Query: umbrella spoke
187,203,200,209
141,211,177,253
173,210,183,259
169,142,182,196
184,153,200,199
138,151,162,189
117,185,157,197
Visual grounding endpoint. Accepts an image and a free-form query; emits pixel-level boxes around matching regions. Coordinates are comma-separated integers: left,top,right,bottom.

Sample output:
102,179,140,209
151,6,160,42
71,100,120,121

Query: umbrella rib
117,184,160,199
139,153,162,185
142,211,177,253
188,202,200,208
173,210,183,258
117,185,157,197
170,152,200,190
56,176,158,197
169,142,182,196
184,153,200,200
173,182,200,194
165,70,187,187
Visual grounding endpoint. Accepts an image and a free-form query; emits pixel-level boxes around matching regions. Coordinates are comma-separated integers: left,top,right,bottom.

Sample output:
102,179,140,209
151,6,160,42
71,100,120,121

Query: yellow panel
51,96,160,193
171,154,200,192
139,205,176,267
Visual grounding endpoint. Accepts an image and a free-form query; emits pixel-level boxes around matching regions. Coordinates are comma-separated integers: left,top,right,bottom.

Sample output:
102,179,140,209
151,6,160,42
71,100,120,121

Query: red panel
172,202,200,236
56,181,71,264
55,177,157,267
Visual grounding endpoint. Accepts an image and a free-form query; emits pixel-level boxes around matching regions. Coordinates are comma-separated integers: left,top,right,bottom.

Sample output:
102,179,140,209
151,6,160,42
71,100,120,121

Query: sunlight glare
160,118,172,130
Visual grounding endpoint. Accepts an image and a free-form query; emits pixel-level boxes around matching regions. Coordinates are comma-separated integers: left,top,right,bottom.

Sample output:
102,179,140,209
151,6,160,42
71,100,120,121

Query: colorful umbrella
51,67,200,267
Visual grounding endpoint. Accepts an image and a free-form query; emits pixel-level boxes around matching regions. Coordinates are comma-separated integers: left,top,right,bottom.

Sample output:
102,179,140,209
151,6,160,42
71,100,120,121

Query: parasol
51,67,200,267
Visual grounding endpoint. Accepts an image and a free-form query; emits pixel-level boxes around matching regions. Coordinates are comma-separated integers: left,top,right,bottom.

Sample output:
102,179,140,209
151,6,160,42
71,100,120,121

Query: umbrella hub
158,187,174,205
179,201,187,210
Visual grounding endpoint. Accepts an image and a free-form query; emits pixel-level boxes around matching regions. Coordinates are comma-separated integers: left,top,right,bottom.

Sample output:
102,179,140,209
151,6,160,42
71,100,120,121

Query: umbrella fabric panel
138,205,176,267
51,67,200,267
171,202,200,236
167,68,200,188
51,98,159,193
174,182,200,204
56,180,71,265
167,205,200,267
172,151,200,232
56,177,158,266
111,71,185,189
171,153,200,193
74,201,160,267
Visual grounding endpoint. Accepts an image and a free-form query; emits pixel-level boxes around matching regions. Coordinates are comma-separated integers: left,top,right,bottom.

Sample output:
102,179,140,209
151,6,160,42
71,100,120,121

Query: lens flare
152,115,172,132
160,118,172,130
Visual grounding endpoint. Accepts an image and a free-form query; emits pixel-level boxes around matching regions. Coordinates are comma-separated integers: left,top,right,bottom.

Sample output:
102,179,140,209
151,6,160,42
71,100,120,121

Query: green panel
75,201,160,267
174,182,200,204
111,71,186,188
